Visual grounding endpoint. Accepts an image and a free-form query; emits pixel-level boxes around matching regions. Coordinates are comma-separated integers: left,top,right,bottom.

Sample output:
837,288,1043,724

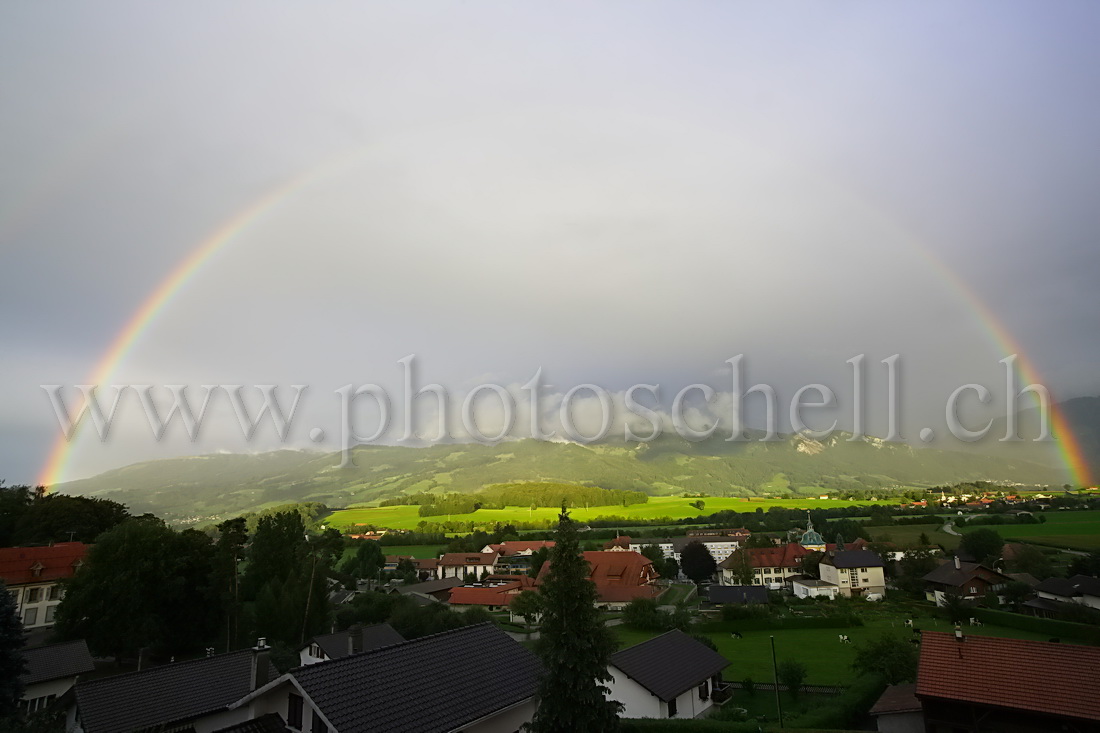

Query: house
537,550,661,609
233,624,542,733
868,683,922,733
921,556,1011,606
790,576,840,600
1034,574,1100,610
818,548,886,598
298,624,405,665
686,528,751,542
20,639,96,714
383,555,412,572
71,642,279,733
916,631,1100,732
717,543,829,588
438,552,498,580
386,576,464,601
481,541,555,573
705,585,768,605
606,630,730,719
627,536,742,564
446,575,536,611
411,557,439,580
0,542,88,629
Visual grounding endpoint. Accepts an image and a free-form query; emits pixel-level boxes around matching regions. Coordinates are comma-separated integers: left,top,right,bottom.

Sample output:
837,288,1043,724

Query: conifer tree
528,507,620,732
0,581,26,717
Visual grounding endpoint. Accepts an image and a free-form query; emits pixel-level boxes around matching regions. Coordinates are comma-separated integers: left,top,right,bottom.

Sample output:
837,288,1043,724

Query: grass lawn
659,583,699,606
378,544,445,558
613,606,1082,687
957,510,1100,550
327,496,903,531
868,523,959,549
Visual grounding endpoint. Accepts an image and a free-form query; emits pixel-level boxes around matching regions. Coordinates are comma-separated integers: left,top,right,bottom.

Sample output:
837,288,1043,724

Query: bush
741,676,755,695
698,615,864,633
623,597,691,632
783,673,888,729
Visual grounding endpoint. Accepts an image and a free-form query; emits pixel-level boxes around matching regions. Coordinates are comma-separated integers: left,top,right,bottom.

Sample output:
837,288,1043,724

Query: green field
327,496,901,531
957,510,1100,550
867,523,960,549
614,610,1076,687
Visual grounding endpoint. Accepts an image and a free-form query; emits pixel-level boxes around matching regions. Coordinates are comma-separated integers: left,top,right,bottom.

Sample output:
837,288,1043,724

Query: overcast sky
3,2,1099,484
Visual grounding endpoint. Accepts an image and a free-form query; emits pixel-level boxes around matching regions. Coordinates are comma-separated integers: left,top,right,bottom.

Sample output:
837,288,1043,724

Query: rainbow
35,152,1093,490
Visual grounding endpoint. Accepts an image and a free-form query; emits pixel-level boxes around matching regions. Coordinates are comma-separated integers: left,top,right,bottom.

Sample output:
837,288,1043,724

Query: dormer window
30,562,44,577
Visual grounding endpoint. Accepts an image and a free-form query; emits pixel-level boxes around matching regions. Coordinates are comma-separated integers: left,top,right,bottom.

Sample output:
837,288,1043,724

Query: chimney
251,637,270,691
954,623,964,641
348,624,364,656
954,555,962,570
137,646,150,671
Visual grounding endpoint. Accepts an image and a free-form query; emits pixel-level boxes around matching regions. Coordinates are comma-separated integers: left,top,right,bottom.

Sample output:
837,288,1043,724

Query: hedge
697,616,864,633
621,723,864,733
971,608,1100,644
781,674,887,729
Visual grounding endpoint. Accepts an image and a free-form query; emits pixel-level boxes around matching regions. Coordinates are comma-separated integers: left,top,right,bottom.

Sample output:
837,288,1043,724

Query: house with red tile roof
916,631,1100,731
0,543,88,629
446,575,536,611
537,550,661,609
717,542,836,588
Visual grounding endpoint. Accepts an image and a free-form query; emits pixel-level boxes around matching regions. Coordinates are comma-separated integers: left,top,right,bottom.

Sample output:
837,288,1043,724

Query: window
45,606,56,623
288,693,303,730
698,680,709,701
667,697,678,718
27,588,42,604
23,607,38,626
969,586,978,595
312,710,325,733
48,585,63,601
308,644,322,658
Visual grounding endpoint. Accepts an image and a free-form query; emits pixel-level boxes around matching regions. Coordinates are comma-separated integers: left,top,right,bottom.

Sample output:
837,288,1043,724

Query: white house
818,548,887,599
438,552,498,579
1034,575,1100,610
20,640,95,714
629,537,742,564
791,577,840,600
606,630,729,720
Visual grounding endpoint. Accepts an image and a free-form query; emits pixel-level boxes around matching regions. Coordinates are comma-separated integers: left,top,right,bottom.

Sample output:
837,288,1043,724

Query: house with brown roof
438,552,498,580
0,542,88,629
922,556,1011,607
606,630,730,720
916,631,1100,732
869,683,922,733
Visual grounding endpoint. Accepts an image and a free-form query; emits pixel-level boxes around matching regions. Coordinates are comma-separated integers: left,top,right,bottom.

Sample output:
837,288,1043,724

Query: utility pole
770,635,784,727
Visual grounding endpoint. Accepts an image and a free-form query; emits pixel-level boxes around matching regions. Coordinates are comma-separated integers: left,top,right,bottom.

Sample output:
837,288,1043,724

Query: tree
800,551,823,579
723,549,755,586
679,541,717,584
745,533,775,549
851,633,918,684
529,507,621,732
340,539,384,581
918,532,931,546
1069,552,1100,578
213,518,248,650
896,548,939,596
527,546,550,578
0,581,25,717
54,518,221,659
1006,543,1051,578
509,590,543,628
959,529,1004,565
777,659,807,697
12,494,130,545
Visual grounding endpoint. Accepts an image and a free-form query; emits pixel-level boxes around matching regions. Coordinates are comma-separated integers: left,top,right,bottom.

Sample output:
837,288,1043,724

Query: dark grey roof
922,559,1004,587
292,623,541,733
393,577,463,596
307,624,405,660
1036,574,1100,598
707,585,769,605
1006,572,1041,588
824,549,884,569
213,713,288,733
870,683,921,715
1023,598,1064,613
610,629,729,702
21,639,95,685
75,649,278,733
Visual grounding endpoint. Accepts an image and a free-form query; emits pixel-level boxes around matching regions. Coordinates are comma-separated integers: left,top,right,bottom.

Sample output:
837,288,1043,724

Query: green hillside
55,431,1066,524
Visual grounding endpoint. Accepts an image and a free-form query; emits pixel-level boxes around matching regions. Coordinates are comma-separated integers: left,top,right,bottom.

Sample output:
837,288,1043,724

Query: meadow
956,510,1100,550
326,495,900,531
614,608,1078,687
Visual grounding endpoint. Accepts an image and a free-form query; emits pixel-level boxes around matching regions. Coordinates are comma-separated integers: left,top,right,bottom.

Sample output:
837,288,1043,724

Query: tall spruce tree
528,507,621,732
0,581,26,717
